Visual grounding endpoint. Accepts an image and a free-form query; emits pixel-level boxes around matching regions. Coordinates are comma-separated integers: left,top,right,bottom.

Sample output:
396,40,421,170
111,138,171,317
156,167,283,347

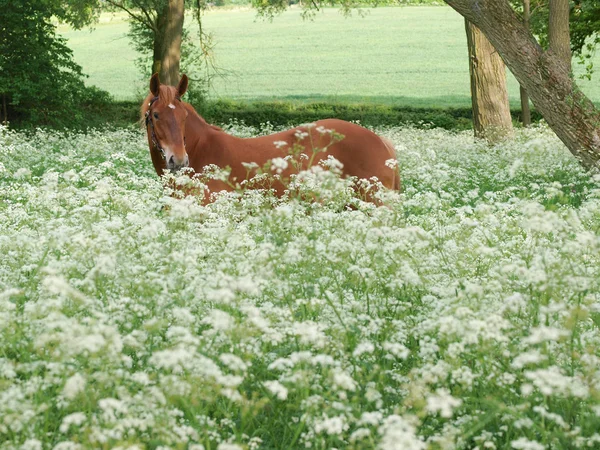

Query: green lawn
60,6,600,107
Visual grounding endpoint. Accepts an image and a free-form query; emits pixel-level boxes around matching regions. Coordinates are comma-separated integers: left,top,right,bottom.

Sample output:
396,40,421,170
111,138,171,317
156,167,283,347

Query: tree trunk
152,0,185,86
549,0,572,72
520,0,531,127
444,0,600,171
152,5,167,80
465,19,513,142
2,94,7,125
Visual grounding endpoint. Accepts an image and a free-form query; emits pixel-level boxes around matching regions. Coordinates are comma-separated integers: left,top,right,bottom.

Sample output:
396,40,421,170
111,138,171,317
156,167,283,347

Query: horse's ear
150,73,160,96
177,74,188,98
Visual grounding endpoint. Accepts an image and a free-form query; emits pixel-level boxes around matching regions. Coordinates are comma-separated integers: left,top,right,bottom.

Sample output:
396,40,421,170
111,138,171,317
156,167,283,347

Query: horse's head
145,73,189,173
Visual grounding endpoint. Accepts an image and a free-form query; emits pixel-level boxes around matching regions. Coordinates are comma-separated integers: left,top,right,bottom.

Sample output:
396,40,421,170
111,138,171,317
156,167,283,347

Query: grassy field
60,6,600,107
2,123,600,448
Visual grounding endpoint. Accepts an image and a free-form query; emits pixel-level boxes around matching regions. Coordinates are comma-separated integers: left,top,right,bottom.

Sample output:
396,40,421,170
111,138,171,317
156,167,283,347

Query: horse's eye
153,112,159,120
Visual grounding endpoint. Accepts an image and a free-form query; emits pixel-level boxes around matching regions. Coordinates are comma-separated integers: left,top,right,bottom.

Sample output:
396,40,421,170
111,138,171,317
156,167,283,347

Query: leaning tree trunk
520,0,531,126
549,0,572,72
445,0,600,171
152,0,185,85
465,19,513,142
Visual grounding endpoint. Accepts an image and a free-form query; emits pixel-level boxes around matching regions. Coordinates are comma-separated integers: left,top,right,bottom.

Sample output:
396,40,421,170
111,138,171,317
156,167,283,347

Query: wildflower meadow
1,123,600,449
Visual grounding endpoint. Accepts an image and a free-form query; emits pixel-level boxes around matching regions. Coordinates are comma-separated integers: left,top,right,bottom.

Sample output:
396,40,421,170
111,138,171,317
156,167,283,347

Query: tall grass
1,124,600,449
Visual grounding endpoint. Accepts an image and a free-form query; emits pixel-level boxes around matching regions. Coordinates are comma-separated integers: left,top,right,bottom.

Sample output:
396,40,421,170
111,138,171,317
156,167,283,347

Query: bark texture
520,0,531,126
549,0,572,72
152,0,184,85
465,19,513,142
445,0,600,170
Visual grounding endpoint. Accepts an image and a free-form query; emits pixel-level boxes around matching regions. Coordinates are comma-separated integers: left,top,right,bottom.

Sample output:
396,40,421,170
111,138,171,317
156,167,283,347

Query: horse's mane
140,85,209,128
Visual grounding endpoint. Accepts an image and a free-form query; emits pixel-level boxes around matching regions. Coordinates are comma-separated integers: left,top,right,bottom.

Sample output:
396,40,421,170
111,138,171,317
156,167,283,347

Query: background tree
0,0,108,126
465,20,513,142
105,0,217,100
571,0,600,76
511,0,600,77
444,0,600,170
513,0,600,124
549,0,572,71
104,0,184,85
520,0,532,126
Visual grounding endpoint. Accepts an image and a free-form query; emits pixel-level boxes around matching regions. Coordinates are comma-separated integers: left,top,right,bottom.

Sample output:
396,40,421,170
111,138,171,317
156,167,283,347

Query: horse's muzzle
167,154,189,172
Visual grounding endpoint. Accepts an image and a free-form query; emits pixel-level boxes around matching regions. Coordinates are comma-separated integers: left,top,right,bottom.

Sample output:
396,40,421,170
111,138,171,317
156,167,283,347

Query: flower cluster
0,123,599,449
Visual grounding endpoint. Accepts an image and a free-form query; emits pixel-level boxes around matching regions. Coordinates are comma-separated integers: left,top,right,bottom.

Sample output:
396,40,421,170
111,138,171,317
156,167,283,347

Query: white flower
220,353,248,372
511,350,547,369
273,140,288,149
264,380,288,400
349,427,371,442
332,370,357,391
291,321,327,347
216,444,243,450
270,157,288,174
383,342,410,360
314,415,348,436
353,341,375,357
62,373,86,400
385,158,399,169
378,415,425,450
316,125,332,134
523,326,569,345
426,388,462,418
294,130,309,140
59,412,86,433
203,309,235,331
320,155,344,172
20,440,43,450
511,437,545,450
14,167,31,179
358,411,383,426
53,443,83,450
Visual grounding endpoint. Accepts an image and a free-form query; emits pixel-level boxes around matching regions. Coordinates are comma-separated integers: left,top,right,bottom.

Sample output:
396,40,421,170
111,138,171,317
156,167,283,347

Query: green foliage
572,0,600,79
198,99,476,129
9,97,543,131
0,0,110,127
510,0,600,78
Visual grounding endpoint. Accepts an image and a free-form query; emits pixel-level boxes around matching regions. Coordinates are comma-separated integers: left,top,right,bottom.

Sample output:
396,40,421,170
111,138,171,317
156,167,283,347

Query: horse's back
313,119,398,190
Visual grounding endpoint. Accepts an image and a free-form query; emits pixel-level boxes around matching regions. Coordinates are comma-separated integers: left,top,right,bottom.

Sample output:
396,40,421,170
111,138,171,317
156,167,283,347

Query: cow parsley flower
510,437,545,450
264,380,288,400
426,388,462,418
62,373,86,400
59,412,86,433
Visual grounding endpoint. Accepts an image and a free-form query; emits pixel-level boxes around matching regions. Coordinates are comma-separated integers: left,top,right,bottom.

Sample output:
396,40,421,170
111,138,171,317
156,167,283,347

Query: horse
142,73,400,203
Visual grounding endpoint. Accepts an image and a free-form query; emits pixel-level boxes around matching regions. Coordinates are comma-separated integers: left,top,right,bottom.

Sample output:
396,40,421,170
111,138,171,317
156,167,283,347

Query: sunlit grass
59,7,600,106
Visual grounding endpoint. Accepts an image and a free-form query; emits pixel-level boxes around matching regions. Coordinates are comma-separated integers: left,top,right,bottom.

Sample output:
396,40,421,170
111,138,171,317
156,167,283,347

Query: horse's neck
183,103,237,160
184,105,212,146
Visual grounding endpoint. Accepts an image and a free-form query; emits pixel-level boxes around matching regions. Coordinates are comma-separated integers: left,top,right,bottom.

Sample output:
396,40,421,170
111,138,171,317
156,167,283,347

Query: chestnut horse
142,74,400,203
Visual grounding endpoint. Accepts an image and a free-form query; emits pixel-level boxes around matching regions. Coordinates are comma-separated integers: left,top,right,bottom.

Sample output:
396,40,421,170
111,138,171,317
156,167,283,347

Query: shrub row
197,99,541,130
10,98,542,131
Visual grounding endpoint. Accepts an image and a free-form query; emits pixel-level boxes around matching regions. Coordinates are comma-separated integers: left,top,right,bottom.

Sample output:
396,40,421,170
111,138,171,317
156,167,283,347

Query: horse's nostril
168,155,175,167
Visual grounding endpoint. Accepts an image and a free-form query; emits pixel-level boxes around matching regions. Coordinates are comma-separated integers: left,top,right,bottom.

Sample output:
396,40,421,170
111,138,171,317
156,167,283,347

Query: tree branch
104,0,157,33
131,0,158,31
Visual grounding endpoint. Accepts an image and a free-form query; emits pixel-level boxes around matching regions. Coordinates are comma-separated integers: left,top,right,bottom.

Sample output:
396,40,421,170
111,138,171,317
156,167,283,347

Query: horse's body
142,75,399,203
